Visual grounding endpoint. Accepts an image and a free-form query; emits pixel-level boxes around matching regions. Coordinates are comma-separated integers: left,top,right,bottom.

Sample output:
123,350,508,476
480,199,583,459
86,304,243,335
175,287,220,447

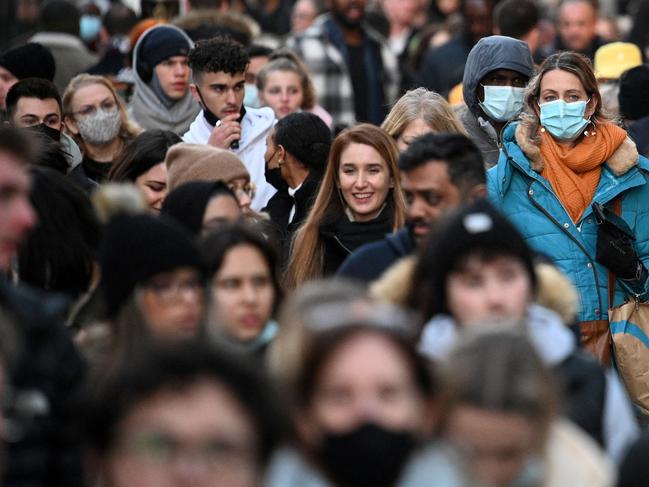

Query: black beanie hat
99,213,204,318
161,181,237,235
0,43,56,81
274,112,332,171
136,25,191,82
618,65,649,121
424,199,536,315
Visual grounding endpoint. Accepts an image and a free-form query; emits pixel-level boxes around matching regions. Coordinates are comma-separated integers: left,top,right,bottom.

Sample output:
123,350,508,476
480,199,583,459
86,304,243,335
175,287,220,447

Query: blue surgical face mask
80,15,102,42
539,99,590,141
479,85,526,122
244,84,261,108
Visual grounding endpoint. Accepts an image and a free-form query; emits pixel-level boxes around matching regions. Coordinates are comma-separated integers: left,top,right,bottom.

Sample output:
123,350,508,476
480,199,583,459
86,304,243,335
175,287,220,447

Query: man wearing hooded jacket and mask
130,24,200,135
459,35,535,168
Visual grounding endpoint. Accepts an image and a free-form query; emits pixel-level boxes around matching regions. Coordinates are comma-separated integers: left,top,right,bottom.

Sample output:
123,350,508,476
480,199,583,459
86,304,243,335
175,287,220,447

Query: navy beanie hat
137,26,191,82
0,43,56,81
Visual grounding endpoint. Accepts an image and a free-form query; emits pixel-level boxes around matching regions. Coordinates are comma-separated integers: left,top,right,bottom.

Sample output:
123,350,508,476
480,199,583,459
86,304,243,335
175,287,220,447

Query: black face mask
195,87,246,149
25,123,61,142
264,150,287,190
318,422,416,487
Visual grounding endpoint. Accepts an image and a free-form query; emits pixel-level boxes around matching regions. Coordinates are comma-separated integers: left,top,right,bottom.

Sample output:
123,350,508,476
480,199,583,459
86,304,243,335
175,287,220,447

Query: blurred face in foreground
304,331,428,436
445,405,542,487
446,253,532,327
103,379,260,487
137,267,205,340
210,244,275,343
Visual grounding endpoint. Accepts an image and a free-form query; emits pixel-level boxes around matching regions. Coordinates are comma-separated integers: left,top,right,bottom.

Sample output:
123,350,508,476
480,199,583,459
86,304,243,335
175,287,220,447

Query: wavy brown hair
284,124,406,288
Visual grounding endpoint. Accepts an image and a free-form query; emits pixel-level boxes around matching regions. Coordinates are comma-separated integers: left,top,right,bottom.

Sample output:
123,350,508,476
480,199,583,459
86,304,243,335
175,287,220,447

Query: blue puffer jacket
488,121,649,323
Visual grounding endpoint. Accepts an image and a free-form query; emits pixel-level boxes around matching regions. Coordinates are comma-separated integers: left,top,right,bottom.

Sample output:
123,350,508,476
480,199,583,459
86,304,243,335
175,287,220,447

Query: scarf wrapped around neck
540,122,627,222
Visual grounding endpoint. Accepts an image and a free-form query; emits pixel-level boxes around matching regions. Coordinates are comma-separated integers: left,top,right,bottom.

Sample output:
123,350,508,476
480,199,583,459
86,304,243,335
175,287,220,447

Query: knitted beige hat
165,143,250,191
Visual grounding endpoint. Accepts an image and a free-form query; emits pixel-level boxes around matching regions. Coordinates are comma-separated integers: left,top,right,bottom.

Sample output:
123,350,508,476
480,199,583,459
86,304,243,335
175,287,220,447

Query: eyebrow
209,81,245,89
21,112,59,119
81,96,113,107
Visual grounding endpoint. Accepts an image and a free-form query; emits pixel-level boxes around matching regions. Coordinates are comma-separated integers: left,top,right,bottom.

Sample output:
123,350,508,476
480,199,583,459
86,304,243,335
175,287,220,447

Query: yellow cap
594,42,642,80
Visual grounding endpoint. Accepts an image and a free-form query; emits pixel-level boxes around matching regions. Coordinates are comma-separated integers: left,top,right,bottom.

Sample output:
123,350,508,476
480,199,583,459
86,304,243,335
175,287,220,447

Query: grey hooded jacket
458,36,534,168
129,25,200,135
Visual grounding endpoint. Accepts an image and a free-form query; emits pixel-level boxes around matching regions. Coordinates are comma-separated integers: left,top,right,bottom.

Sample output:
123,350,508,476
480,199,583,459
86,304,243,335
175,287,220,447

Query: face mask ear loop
584,98,596,137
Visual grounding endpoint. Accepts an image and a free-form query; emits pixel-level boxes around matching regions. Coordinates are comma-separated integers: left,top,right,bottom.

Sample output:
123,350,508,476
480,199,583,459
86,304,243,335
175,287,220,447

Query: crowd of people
0,0,649,485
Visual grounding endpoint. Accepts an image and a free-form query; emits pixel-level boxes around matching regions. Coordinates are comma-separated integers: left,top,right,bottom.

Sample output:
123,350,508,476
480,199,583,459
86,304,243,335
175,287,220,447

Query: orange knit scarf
540,123,627,222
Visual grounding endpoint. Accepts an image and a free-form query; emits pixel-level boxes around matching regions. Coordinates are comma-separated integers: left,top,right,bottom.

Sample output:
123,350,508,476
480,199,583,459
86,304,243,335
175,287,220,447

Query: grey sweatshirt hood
130,25,200,134
462,35,534,117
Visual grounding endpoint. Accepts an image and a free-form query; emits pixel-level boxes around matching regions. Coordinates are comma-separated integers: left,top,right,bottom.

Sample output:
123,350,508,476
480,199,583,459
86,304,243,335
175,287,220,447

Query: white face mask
479,85,526,122
76,108,122,145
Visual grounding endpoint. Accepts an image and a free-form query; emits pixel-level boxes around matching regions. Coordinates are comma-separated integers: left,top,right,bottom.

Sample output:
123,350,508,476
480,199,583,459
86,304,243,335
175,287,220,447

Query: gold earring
278,158,284,166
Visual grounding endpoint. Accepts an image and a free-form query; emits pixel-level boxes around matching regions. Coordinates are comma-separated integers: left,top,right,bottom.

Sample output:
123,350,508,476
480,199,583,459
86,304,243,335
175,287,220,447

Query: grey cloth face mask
77,108,122,146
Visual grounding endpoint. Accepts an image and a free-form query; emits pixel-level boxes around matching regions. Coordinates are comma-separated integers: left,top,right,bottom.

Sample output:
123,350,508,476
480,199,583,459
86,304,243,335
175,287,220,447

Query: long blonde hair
62,74,140,153
285,124,406,288
381,87,467,140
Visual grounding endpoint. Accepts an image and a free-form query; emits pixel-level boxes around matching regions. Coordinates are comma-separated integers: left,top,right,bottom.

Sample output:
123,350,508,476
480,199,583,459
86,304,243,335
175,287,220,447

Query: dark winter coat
337,227,415,282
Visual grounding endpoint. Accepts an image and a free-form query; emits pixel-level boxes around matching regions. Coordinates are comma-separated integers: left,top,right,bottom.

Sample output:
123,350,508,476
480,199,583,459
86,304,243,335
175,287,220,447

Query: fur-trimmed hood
513,119,639,176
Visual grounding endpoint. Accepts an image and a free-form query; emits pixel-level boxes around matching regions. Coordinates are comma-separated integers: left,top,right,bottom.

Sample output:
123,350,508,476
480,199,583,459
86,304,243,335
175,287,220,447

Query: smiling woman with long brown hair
285,124,406,288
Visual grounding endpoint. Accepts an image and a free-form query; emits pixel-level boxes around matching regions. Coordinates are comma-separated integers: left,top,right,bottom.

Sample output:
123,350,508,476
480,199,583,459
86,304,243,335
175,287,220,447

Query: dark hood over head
462,35,534,116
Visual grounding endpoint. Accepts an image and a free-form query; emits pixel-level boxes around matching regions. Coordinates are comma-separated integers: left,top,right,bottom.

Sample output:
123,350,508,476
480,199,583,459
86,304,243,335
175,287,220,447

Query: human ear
189,84,201,105
64,115,79,135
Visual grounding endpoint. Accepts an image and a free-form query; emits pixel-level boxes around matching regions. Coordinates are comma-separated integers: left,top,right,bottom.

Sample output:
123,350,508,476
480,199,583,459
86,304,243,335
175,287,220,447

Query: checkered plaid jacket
286,14,400,127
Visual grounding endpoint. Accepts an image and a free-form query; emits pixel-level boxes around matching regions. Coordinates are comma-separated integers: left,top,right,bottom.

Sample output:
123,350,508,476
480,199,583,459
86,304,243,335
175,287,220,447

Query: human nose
408,195,427,220
169,449,212,484
237,192,252,214
280,89,289,102
241,281,258,304
354,171,368,188
484,278,507,309
351,393,384,424
226,87,237,104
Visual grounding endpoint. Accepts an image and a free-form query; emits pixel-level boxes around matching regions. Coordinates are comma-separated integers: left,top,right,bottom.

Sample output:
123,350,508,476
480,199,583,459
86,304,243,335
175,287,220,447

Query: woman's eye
253,276,269,287
147,183,165,192
220,279,239,289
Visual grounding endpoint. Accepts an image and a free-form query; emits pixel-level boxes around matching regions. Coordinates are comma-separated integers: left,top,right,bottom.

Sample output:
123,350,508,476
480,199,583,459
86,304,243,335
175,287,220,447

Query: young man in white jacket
185,36,276,211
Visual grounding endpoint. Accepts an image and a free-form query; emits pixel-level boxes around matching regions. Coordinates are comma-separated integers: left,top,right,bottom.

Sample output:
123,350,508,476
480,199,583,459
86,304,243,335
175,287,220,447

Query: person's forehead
482,68,528,80
402,159,451,186
73,83,114,106
203,71,246,84
15,97,61,115
0,149,29,181
560,0,595,18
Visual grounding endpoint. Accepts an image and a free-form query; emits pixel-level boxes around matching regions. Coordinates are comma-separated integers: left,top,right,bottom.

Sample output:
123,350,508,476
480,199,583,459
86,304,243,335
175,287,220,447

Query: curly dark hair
188,35,249,81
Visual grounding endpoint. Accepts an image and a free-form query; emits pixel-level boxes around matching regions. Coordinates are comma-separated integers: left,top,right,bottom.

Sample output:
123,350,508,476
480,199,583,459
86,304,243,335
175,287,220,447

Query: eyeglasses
115,431,257,471
72,100,118,118
141,276,204,301
229,181,256,200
